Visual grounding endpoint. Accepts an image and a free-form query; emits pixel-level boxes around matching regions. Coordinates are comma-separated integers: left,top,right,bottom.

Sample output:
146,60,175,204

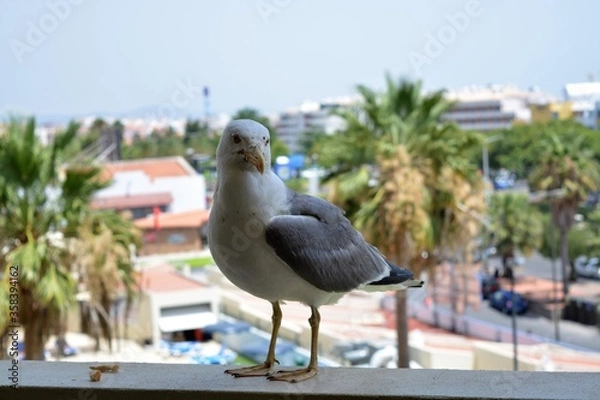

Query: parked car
493,169,516,190
480,275,500,300
575,256,600,280
489,290,528,315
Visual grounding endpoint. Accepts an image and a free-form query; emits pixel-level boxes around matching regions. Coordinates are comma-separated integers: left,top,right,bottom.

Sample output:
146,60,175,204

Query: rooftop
445,84,555,104
564,82,600,99
134,209,209,229
90,192,173,210
137,264,206,293
101,156,197,181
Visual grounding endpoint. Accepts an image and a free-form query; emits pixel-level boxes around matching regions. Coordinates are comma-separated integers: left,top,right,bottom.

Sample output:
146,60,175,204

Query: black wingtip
368,260,416,286
406,279,425,288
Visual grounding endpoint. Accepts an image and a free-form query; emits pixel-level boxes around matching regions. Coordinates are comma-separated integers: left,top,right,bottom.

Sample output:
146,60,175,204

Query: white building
274,96,356,153
442,85,555,131
92,156,207,219
564,82,600,129
35,124,63,146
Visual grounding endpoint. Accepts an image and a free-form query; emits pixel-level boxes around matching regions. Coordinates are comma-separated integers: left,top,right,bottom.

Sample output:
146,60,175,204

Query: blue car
489,290,528,315
493,169,516,190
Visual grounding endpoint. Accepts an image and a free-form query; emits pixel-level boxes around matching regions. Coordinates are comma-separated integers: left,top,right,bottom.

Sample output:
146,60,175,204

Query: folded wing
264,190,414,293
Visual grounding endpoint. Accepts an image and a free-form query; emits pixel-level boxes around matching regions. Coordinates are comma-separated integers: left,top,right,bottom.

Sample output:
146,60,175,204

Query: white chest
207,171,340,306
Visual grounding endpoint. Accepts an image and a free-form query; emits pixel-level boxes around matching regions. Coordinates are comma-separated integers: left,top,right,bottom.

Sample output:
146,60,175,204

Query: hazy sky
2,0,599,120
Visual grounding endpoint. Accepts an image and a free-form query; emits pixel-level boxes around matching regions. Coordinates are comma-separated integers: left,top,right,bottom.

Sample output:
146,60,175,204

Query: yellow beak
244,146,265,174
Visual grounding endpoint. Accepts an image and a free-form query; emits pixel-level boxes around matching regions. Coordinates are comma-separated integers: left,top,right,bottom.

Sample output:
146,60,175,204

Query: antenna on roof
203,86,210,120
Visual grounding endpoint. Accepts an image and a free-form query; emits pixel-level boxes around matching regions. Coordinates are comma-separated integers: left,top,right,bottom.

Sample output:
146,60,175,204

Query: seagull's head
217,119,271,175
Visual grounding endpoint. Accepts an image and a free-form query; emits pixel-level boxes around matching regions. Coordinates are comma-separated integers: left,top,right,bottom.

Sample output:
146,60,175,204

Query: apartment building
442,85,555,131
274,96,355,153
564,82,600,129
530,101,574,124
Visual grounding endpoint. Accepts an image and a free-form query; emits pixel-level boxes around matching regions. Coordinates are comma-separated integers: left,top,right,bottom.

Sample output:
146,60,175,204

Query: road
446,300,600,353
483,252,565,282
519,252,564,281
411,254,600,353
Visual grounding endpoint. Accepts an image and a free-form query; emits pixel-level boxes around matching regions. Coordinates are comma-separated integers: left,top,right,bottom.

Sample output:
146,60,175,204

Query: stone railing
0,361,597,400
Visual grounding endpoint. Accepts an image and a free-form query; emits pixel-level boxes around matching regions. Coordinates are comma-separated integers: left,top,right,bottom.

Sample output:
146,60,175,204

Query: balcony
1,360,596,400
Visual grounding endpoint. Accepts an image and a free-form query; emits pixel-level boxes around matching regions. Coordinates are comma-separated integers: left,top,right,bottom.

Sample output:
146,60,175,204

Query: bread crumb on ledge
89,364,120,373
89,369,102,382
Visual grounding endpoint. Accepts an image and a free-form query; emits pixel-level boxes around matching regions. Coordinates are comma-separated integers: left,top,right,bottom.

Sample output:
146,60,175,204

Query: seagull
208,119,424,383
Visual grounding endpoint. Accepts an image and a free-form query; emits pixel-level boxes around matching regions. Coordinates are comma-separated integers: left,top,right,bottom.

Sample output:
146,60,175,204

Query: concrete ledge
0,361,597,400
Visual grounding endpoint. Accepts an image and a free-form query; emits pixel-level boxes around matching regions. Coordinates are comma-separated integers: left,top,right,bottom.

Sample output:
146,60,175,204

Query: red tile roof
138,264,205,292
135,209,209,229
101,157,195,181
91,192,172,210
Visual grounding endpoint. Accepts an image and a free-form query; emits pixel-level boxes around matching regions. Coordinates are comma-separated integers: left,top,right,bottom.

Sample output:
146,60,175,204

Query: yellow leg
225,301,282,377
268,306,320,383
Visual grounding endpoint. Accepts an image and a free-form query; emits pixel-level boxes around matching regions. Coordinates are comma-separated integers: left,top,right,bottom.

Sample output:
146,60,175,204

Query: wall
124,292,154,343
97,170,207,214
409,343,474,369
530,102,573,124
139,227,203,255
64,291,154,345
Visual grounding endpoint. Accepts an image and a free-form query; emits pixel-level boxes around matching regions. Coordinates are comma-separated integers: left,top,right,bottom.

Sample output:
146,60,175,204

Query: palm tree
0,118,81,359
530,130,600,297
488,193,544,277
568,209,600,263
319,76,484,366
72,210,140,351
0,117,139,359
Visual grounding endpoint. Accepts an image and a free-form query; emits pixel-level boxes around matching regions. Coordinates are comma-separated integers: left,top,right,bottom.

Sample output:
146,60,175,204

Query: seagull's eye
232,134,241,144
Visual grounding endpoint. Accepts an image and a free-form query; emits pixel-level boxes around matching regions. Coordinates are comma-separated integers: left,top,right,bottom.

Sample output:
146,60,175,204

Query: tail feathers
367,260,424,290
402,279,425,288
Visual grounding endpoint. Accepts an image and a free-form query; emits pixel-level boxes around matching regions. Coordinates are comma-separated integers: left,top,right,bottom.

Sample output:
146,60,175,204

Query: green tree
72,210,140,351
318,76,484,366
529,130,600,297
184,120,220,157
568,209,600,261
488,193,544,277
539,202,600,274
184,119,203,140
0,117,138,359
488,120,600,179
298,129,328,157
0,118,87,359
121,128,186,159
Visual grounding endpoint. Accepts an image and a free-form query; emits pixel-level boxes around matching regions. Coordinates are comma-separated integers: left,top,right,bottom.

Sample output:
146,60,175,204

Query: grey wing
264,192,389,293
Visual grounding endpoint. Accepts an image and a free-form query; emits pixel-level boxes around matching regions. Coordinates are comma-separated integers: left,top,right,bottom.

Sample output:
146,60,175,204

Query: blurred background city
1,0,600,379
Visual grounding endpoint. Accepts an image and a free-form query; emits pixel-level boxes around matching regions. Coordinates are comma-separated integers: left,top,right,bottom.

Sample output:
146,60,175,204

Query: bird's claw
225,362,274,378
267,367,318,383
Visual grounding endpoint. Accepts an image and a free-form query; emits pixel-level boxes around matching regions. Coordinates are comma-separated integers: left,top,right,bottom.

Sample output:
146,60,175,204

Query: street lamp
530,188,566,342
509,259,518,371
550,219,560,342
482,134,501,193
